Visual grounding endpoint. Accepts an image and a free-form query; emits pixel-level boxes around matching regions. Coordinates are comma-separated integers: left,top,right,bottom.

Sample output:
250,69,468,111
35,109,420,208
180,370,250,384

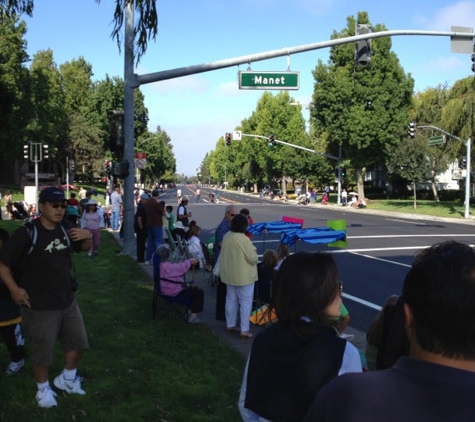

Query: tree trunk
430,169,439,202
357,167,366,199
413,182,417,209
281,171,287,195
254,182,258,193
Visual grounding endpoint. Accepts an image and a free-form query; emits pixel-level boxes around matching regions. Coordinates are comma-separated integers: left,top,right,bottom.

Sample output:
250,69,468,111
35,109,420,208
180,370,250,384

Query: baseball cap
152,190,159,197
140,193,150,200
39,187,66,203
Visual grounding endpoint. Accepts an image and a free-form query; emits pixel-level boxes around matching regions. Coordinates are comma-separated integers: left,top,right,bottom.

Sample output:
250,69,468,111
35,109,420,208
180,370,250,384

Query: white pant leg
237,283,255,333
225,284,239,329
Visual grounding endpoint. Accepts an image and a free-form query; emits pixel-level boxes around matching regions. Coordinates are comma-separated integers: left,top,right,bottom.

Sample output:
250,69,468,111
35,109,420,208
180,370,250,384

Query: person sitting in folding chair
156,244,205,324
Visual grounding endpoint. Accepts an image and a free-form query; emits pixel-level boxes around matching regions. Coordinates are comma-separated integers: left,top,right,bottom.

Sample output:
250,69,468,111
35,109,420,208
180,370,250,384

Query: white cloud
419,1,475,30
217,80,240,96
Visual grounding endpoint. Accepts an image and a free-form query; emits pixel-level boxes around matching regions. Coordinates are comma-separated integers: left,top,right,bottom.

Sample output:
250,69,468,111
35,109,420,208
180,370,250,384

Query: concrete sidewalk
110,230,367,360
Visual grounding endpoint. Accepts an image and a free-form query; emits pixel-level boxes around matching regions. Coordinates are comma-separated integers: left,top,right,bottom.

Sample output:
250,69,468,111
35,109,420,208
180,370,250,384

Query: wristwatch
86,232,93,240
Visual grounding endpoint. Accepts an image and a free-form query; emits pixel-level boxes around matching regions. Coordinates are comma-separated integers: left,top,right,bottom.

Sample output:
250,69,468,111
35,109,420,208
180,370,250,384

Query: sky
22,0,475,176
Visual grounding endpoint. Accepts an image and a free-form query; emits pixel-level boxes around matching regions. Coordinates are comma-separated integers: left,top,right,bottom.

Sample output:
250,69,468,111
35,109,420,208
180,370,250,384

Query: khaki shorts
21,299,89,366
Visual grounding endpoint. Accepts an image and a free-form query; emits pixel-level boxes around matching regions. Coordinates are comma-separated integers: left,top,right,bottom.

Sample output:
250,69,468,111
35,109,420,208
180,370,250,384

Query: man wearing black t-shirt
0,187,93,409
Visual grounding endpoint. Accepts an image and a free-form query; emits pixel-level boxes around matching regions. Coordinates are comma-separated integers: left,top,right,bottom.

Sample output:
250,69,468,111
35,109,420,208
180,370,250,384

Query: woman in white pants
220,214,258,339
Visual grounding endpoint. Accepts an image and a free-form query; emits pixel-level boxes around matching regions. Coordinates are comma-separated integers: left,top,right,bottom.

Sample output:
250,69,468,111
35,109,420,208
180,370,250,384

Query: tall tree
0,12,31,182
412,85,459,201
386,137,432,208
0,0,158,63
310,11,414,199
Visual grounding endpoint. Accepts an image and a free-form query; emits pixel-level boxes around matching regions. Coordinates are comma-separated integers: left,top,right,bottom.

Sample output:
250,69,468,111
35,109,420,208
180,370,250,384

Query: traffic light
103,160,111,174
70,159,76,172
113,160,129,178
42,144,49,159
268,134,276,147
408,122,416,139
471,38,475,72
341,168,346,177
23,143,30,160
461,156,467,169
225,132,232,146
355,24,372,66
108,110,124,151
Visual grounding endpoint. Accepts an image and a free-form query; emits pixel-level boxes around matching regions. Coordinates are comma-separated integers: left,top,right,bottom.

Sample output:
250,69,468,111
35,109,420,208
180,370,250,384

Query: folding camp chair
199,241,215,285
175,234,190,261
164,227,182,262
151,272,194,322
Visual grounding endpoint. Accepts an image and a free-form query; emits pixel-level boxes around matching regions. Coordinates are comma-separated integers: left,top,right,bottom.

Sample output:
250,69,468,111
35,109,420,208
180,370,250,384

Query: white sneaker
36,386,58,408
5,359,24,376
54,372,86,395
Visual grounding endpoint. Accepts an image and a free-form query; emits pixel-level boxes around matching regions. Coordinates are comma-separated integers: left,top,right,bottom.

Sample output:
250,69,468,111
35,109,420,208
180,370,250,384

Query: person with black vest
238,252,362,421
176,196,191,227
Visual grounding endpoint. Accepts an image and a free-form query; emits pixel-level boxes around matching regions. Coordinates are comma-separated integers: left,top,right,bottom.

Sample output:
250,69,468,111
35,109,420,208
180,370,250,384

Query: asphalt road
162,185,475,335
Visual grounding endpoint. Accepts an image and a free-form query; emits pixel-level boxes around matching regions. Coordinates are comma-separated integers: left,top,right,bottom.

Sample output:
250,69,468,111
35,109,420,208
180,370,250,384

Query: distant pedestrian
110,187,123,231
80,199,104,258
134,193,149,263
195,188,201,203
341,189,348,206
145,190,165,265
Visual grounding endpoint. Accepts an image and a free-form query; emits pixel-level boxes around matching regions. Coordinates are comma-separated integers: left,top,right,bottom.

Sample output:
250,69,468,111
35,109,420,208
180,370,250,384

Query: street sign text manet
428,135,446,146
239,71,300,90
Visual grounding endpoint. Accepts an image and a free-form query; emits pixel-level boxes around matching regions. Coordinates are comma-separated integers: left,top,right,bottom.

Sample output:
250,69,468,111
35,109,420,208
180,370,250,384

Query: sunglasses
46,202,67,209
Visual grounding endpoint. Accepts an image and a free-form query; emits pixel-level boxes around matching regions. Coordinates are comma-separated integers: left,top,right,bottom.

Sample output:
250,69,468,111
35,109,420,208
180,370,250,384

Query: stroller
11,201,30,220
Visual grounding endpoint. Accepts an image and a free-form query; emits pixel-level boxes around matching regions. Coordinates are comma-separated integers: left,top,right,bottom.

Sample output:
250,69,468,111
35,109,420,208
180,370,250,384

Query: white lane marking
342,293,382,311
349,251,412,268
385,218,426,224
332,246,429,253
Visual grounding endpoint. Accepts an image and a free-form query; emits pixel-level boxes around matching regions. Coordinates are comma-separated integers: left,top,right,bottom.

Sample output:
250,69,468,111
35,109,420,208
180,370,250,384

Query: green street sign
428,135,446,146
239,71,300,90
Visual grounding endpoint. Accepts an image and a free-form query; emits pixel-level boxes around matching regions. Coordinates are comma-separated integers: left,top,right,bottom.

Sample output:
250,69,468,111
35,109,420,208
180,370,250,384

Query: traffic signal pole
120,25,474,253
418,125,471,219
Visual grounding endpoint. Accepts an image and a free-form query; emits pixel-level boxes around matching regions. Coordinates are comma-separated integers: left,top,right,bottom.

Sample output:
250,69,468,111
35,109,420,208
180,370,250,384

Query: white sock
63,368,77,381
37,381,49,390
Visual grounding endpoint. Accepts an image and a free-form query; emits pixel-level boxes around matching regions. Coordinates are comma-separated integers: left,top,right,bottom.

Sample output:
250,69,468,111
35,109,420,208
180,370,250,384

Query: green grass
364,199,472,219
0,222,244,421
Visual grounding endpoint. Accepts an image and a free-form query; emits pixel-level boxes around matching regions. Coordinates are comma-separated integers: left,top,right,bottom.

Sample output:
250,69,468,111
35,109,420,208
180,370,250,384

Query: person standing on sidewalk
0,187,92,408
134,193,149,263
109,187,122,231
195,188,201,203
214,205,237,320
145,190,164,265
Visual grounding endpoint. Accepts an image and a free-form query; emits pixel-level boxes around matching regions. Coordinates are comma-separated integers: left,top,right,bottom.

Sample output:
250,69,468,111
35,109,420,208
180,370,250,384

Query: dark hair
230,214,248,234
403,241,475,360
263,249,278,268
190,225,201,237
166,205,173,212
0,228,9,247
70,193,76,198
240,208,250,217
270,252,340,336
